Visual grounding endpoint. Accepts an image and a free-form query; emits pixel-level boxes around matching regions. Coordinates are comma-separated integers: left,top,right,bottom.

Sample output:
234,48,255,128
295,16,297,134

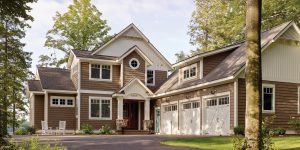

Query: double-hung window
50,96,75,107
89,97,112,120
147,70,155,86
263,84,275,112
90,64,111,81
182,63,197,80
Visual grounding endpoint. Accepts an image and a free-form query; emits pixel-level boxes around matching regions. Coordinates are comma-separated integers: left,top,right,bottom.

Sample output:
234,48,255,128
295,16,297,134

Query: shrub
18,137,64,150
272,128,286,136
288,116,300,134
15,128,28,135
81,124,93,134
262,116,275,150
26,126,36,135
232,135,248,150
234,126,245,135
99,125,112,134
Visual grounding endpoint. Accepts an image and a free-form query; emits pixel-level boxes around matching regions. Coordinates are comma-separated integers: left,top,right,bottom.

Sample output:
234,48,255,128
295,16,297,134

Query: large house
27,21,300,135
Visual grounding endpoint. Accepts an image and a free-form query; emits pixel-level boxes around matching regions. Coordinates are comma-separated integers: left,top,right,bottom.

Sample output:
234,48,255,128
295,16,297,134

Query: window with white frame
51,96,74,107
90,64,111,80
147,70,155,86
182,63,197,80
263,85,275,112
89,97,112,119
129,58,140,69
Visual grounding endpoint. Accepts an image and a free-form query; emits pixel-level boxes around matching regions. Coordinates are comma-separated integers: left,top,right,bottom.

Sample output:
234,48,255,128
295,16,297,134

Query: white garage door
161,103,178,134
179,101,201,135
203,96,230,135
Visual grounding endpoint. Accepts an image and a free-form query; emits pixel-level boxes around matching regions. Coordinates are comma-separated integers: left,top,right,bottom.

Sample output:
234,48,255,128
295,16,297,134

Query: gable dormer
173,44,239,84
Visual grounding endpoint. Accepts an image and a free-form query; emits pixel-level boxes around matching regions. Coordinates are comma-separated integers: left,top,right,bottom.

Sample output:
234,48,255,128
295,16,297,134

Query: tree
175,51,189,62
189,0,300,55
244,0,262,149
38,53,58,67
45,0,112,67
0,0,35,144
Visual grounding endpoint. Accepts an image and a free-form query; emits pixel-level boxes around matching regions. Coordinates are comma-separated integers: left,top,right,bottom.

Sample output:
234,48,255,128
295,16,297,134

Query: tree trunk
245,0,262,149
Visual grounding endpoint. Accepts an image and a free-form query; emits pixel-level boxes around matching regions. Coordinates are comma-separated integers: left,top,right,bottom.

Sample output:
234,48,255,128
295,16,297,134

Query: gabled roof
118,45,153,65
72,49,118,60
38,67,76,91
28,80,43,91
92,23,172,69
119,78,153,95
156,21,295,96
173,42,243,68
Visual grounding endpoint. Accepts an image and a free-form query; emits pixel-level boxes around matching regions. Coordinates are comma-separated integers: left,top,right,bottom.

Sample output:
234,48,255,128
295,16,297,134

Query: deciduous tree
245,0,262,149
45,0,112,66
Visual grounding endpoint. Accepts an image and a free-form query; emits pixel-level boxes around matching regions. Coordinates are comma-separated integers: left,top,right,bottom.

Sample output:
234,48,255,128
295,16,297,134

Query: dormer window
90,64,112,81
182,63,197,80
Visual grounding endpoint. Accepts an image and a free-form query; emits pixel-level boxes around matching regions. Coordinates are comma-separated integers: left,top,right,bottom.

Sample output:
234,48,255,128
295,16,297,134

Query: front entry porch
113,78,154,132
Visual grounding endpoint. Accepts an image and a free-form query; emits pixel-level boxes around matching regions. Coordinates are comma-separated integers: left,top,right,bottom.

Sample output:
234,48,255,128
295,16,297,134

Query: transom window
147,70,155,86
129,58,140,69
90,64,111,80
206,96,229,107
182,101,200,110
51,96,75,107
263,85,275,112
89,97,112,120
164,104,177,112
183,63,197,80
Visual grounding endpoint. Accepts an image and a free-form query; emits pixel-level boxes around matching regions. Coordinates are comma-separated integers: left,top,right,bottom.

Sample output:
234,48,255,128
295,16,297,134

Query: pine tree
0,0,36,144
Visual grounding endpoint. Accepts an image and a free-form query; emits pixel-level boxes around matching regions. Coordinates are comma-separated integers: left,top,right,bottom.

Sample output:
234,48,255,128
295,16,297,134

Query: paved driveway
14,135,197,150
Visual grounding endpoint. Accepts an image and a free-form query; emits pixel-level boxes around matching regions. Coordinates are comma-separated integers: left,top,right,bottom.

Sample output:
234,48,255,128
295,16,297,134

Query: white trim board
79,90,114,95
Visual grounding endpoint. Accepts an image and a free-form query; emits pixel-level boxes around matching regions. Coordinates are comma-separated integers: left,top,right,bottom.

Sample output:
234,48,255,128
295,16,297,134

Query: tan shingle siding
47,93,77,130
80,62,121,91
80,93,117,129
123,51,146,85
238,78,300,129
203,50,233,77
34,95,44,129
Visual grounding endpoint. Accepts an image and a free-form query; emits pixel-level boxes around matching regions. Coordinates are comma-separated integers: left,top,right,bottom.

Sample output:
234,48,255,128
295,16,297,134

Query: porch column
44,92,48,122
117,97,123,120
143,98,151,130
144,99,150,120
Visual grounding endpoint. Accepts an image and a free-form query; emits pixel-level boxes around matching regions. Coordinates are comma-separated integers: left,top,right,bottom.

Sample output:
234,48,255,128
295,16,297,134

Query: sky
23,0,196,72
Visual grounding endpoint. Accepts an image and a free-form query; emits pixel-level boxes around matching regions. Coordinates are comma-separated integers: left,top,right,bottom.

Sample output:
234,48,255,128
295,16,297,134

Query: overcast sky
23,0,196,72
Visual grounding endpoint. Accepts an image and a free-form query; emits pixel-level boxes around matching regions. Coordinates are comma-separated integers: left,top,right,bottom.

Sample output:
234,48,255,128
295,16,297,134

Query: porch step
116,130,153,135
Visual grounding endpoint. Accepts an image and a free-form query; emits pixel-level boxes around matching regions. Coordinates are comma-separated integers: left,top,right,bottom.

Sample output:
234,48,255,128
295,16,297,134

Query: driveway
14,135,197,150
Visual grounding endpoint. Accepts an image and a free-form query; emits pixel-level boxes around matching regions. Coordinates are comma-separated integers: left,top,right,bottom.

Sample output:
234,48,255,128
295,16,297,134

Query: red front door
123,101,138,130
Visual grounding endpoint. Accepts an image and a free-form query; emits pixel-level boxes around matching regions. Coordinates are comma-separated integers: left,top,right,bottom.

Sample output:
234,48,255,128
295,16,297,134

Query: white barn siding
95,28,170,71
262,40,300,83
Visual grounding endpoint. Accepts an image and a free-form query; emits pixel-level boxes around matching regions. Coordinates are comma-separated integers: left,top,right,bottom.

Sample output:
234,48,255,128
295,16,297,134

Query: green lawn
161,136,300,150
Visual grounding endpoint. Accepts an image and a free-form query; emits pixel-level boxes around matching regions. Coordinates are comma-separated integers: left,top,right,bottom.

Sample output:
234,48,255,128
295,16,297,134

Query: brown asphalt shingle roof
38,67,76,91
156,21,292,95
28,80,43,91
72,49,118,60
